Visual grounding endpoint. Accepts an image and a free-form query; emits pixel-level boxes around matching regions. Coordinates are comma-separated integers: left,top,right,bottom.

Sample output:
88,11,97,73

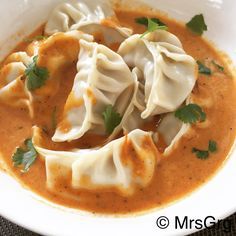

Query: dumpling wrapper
33,127,160,196
157,112,190,155
45,0,132,46
121,67,146,132
53,40,134,142
118,30,197,119
36,30,93,97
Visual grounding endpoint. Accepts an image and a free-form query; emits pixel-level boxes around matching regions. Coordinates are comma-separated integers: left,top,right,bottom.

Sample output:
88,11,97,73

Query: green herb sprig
102,105,122,134
135,17,166,27
25,56,49,91
186,14,207,35
192,140,217,159
175,104,206,124
212,60,224,72
12,139,38,172
135,18,168,38
197,61,212,75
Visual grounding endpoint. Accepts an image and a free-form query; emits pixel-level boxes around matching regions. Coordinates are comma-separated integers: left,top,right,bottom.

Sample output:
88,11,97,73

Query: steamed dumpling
0,52,34,115
45,0,132,46
118,30,197,119
0,31,92,115
33,127,160,196
53,40,134,142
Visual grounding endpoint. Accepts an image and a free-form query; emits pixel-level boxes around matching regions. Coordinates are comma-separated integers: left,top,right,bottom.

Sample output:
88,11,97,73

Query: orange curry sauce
0,8,235,214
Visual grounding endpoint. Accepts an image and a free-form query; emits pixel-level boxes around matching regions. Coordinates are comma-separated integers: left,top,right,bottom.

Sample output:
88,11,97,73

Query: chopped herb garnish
24,35,48,43
197,60,212,75
25,56,49,91
102,105,122,134
139,18,168,38
212,60,224,72
192,140,218,160
186,14,207,35
135,17,166,27
208,140,217,153
51,106,57,130
192,148,209,159
175,103,206,124
12,139,38,172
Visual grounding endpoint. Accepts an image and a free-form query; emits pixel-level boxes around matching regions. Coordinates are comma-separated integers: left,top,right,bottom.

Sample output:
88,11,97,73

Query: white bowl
0,0,235,235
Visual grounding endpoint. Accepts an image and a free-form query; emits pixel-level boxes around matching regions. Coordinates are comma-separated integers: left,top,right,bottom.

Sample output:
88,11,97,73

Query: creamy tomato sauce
0,8,235,215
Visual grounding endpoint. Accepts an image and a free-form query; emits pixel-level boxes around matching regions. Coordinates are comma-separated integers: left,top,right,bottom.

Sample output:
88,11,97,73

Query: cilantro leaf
25,56,49,91
186,14,207,35
175,104,206,124
24,35,48,43
208,140,217,153
12,139,38,172
102,105,122,134
212,60,224,72
197,61,212,75
192,140,218,159
51,106,57,130
140,18,168,38
135,17,166,27
192,148,209,159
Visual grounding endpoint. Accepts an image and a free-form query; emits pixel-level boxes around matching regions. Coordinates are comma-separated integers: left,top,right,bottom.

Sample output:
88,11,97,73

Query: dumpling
33,127,160,196
53,39,134,142
35,30,93,97
0,31,92,116
45,0,132,46
118,30,197,119
0,52,34,115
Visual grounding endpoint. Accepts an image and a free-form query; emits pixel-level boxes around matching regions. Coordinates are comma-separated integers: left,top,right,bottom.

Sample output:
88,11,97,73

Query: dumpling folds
118,30,197,119
45,0,132,45
53,40,134,142
36,30,93,97
121,67,146,132
157,112,190,155
0,52,34,114
33,128,160,196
